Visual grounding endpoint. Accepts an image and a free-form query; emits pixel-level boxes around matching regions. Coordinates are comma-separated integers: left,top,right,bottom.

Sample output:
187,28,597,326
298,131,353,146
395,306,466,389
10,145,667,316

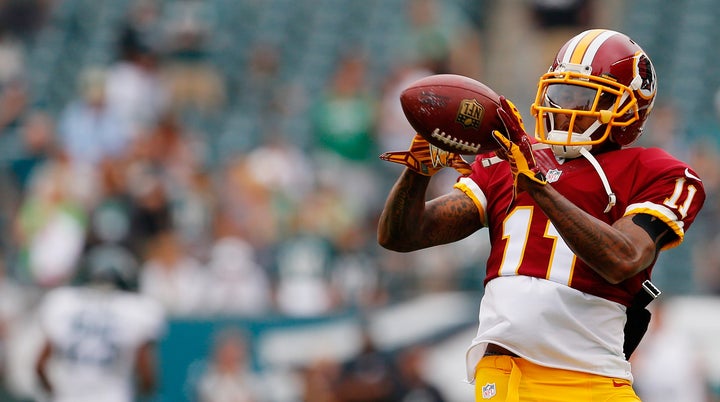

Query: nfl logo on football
482,382,496,399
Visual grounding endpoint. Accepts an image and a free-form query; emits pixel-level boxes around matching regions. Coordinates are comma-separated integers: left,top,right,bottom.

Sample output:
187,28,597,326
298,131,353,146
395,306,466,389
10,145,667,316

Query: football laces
430,128,482,153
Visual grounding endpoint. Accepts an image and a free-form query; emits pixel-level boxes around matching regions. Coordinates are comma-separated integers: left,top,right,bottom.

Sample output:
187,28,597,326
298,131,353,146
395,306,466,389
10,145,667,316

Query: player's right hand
380,134,472,176
492,97,546,191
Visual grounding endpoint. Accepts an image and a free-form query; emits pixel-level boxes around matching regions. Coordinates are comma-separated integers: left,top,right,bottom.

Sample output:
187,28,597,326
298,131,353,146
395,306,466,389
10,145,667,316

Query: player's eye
597,92,616,110
546,84,597,111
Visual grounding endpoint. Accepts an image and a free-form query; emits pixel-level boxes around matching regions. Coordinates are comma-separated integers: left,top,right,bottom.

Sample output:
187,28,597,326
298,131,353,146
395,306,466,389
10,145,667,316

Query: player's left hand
492,96,547,195
380,133,472,176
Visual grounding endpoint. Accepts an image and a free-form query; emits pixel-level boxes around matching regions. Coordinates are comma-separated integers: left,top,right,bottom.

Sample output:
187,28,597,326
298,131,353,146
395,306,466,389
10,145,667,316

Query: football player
378,29,705,401
35,246,166,402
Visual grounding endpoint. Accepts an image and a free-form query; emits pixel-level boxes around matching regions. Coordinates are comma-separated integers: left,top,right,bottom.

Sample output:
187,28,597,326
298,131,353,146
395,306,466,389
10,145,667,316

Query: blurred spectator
300,358,341,402
527,0,594,96
191,328,264,402
333,331,399,402
34,253,165,402
81,159,141,294
231,135,316,254
140,112,207,187
630,300,710,402
159,0,225,114
139,230,208,316
235,134,315,245
529,0,592,30
395,345,446,402
244,135,315,207
0,0,50,42
688,139,720,204
57,67,132,167
0,78,27,136
274,233,336,317
310,51,378,163
171,167,216,256
235,42,283,129
303,174,375,261
330,224,385,309
401,0,453,75
687,140,720,294
105,13,170,140
118,0,164,58
309,52,384,219
401,0,482,78
693,232,720,295
125,165,174,258
8,110,57,194
376,61,433,155
0,258,39,401
0,26,27,134
637,102,692,162
126,114,208,257
204,236,272,316
129,112,211,255
83,158,136,255
219,153,286,252
0,111,56,259
13,153,97,287
277,158,369,314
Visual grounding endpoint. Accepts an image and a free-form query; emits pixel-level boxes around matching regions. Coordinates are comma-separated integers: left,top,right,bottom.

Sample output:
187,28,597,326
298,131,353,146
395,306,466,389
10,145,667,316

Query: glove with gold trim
492,96,546,194
380,133,472,176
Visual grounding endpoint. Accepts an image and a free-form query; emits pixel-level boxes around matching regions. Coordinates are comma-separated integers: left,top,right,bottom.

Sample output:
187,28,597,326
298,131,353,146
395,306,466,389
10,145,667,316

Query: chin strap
579,147,616,213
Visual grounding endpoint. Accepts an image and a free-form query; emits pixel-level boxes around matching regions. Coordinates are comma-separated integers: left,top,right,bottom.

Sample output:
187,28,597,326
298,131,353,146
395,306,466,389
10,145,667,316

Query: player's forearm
377,169,431,251
35,342,53,394
136,343,157,395
37,370,52,394
525,180,652,283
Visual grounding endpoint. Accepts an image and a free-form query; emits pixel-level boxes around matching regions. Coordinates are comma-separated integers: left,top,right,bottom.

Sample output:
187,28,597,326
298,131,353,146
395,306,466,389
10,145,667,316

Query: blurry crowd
0,0,485,400
182,327,448,402
0,0,488,319
0,0,719,401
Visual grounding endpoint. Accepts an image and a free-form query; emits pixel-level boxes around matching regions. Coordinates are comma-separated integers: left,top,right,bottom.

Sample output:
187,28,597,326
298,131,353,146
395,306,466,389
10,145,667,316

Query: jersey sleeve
453,155,497,227
123,294,167,344
38,287,71,339
624,152,706,250
139,296,166,341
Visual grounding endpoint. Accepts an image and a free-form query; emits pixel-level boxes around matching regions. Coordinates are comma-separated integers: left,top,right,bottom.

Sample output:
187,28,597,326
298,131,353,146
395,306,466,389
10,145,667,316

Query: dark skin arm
35,339,53,394
377,169,483,252
378,155,665,285
378,166,665,284
136,341,158,396
521,175,662,284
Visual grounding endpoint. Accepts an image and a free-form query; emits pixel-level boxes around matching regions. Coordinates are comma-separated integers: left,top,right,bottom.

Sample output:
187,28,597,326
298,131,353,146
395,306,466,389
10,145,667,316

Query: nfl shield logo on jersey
482,382,497,399
546,168,562,183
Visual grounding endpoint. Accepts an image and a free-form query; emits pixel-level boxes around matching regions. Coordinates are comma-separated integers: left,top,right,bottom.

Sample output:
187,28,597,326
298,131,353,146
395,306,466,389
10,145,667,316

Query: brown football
400,74,504,155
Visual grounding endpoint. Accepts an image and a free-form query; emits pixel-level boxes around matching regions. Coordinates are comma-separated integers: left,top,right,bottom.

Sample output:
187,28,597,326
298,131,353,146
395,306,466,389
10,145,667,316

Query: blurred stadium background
0,0,719,401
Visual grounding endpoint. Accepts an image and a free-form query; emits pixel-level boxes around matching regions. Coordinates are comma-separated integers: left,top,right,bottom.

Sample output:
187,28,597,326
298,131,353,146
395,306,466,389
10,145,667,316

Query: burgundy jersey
455,146,705,306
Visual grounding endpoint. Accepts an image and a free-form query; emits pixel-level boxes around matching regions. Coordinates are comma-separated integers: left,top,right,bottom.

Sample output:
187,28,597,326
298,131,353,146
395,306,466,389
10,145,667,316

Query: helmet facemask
532,63,640,159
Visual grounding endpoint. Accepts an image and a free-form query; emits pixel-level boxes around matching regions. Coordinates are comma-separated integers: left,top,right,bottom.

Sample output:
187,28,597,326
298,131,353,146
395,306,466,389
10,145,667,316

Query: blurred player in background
34,247,165,402
629,300,710,402
378,29,706,401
